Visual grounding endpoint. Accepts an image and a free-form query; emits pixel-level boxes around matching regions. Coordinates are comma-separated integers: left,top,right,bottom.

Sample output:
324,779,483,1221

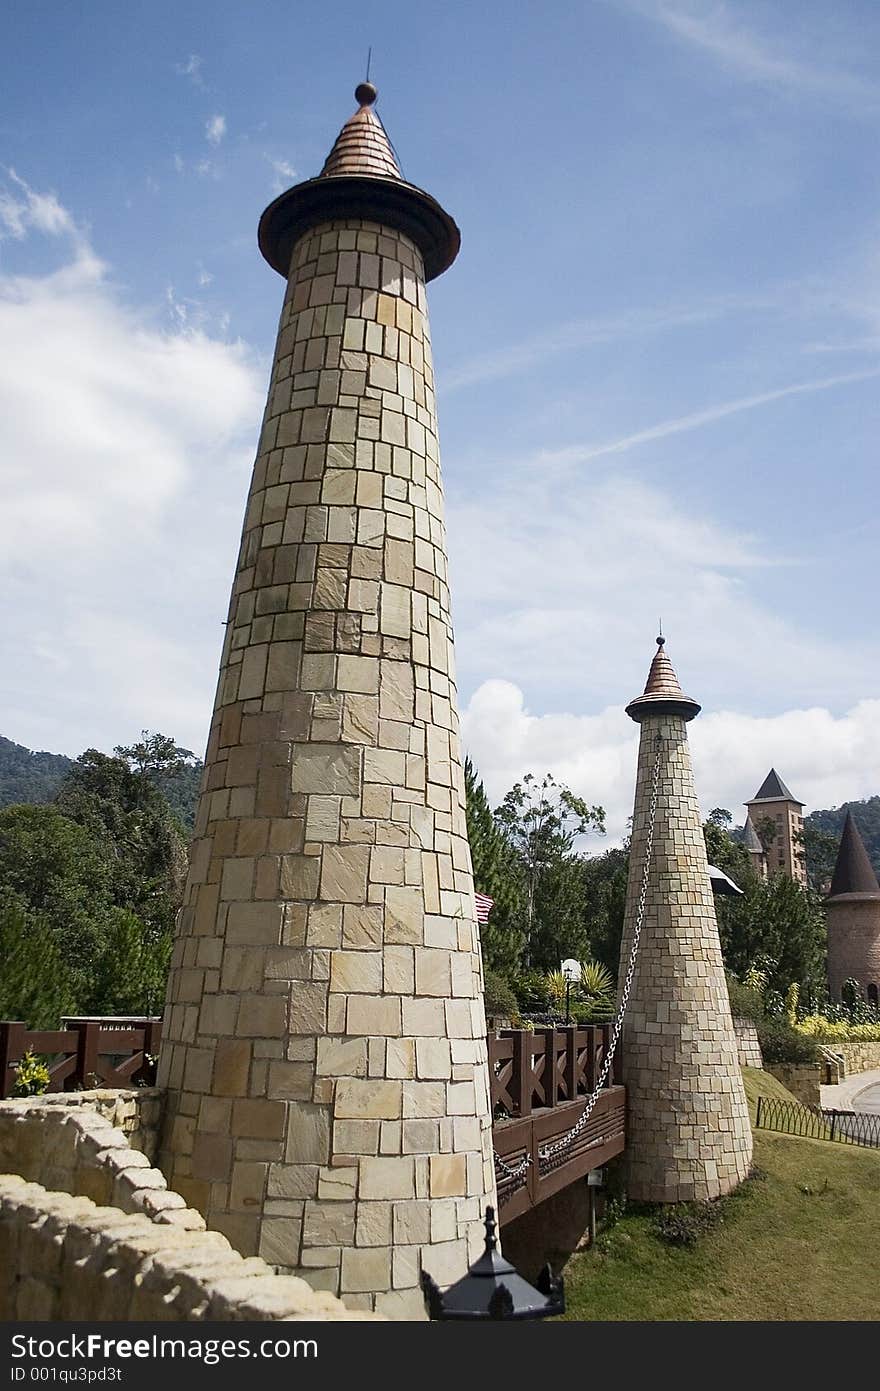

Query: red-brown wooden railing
487,1023,619,1119
0,1018,162,1099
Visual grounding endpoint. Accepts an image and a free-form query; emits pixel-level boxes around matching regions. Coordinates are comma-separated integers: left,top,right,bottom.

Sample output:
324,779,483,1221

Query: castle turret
157,83,496,1317
745,769,807,885
825,811,880,1005
742,813,767,880
618,637,752,1202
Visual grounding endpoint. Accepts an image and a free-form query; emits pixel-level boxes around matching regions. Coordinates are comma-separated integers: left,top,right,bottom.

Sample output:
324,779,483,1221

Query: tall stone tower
157,83,496,1317
745,770,807,885
825,811,880,1005
618,637,752,1203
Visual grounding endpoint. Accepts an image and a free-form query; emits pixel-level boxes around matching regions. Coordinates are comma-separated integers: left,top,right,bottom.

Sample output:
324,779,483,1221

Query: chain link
492,733,663,1183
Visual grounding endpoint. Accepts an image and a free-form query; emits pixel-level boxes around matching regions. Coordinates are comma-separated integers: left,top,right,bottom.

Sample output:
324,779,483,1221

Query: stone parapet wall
0,1092,202,1227
0,1175,376,1321
831,1041,880,1076
0,1087,162,1159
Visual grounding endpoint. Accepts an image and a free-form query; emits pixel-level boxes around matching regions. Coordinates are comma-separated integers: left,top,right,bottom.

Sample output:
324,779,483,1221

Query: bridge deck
488,1025,625,1225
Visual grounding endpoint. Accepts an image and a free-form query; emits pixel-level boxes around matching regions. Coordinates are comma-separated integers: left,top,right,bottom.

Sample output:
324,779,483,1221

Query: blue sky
1,0,878,838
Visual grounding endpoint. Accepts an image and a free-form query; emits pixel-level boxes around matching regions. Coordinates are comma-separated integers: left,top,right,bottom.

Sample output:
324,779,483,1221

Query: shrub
726,974,765,1023
12,1050,50,1098
795,1015,880,1043
511,968,552,1013
756,1018,818,1064
483,969,518,1020
653,1201,722,1247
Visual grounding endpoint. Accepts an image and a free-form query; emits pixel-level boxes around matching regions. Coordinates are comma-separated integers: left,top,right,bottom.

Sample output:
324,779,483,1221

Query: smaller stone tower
825,811,880,1006
742,813,767,880
745,770,806,885
618,637,752,1203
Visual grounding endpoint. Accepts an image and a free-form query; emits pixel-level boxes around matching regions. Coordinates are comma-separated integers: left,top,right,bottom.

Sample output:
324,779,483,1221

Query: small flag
474,892,494,924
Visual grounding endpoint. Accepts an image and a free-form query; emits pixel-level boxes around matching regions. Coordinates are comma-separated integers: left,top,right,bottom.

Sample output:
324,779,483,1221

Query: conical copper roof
319,86,401,181
828,810,880,900
625,636,701,723
258,82,460,282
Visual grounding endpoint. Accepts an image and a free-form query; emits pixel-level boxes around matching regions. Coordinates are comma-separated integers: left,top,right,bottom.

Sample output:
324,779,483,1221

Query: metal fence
755,1095,880,1151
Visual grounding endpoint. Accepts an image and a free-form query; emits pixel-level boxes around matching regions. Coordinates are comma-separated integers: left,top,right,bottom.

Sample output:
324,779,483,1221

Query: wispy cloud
623,1,878,113
265,155,297,194
541,367,880,466
175,54,204,88
440,293,778,393
205,114,226,146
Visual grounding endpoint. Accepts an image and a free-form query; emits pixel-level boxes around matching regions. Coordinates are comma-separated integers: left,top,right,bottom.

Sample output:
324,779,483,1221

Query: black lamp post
421,1207,564,1320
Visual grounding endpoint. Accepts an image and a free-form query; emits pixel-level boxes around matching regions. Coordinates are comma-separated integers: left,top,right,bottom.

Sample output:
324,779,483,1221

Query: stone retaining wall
0,1093,200,1227
836,1041,880,1076
0,1175,376,1321
764,1063,823,1107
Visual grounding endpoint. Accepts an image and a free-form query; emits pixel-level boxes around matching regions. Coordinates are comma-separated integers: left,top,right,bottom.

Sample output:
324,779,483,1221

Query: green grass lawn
562,1069,880,1321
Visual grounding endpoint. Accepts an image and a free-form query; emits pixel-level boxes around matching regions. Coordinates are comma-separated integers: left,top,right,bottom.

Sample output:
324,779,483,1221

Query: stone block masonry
619,642,752,1203
0,1176,378,1321
157,213,496,1318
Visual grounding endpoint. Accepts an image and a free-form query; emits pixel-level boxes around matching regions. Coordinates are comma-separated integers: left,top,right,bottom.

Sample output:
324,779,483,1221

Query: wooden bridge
488,1024,626,1225
1,1017,626,1227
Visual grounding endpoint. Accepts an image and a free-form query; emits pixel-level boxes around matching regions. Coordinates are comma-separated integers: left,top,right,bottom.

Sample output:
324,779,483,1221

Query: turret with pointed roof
618,636,752,1203
825,811,880,1006
159,81,495,1318
745,767,807,885
742,812,767,880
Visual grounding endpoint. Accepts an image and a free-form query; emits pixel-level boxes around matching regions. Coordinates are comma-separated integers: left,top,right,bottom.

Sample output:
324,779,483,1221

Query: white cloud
540,367,880,467
205,114,226,146
461,680,880,844
266,156,297,195
175,54,204,88
624,1,878,113
446,464,879,721
0,174,265,757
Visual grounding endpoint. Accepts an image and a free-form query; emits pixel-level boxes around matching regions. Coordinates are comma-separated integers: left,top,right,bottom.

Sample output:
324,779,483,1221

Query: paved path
820,1068,880,1112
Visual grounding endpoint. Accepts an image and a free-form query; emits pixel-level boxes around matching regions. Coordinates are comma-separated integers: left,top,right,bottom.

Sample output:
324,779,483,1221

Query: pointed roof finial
355,80,378,107
625,632,701,723
258,81,461,282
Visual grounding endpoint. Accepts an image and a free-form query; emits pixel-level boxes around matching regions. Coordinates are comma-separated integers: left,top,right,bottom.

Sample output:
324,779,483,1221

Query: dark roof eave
258,174,460,281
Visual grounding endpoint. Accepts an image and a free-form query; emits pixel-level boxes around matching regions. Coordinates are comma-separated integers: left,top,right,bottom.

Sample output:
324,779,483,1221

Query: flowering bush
795,1015,880,1043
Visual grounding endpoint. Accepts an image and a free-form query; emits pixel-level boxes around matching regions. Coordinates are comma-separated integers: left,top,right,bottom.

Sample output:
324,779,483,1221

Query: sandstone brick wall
826,899,880,1002
733,1018,763,1069
0,1176,377,1321
0,1093,203,1228
763,1064,822,1107
619,714,753,1202
158,218,495,1316
836,1041,880,1075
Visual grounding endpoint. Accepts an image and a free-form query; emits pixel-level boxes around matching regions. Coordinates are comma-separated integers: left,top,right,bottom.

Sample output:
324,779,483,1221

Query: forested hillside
806,798,880,876
0,734,202,830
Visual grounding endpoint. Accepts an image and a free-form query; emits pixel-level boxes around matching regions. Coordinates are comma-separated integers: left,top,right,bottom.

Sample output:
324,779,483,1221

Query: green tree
54,747,188,936
463,758,524,975
580,846,630,975
703,809,753,887
494,773,604,969
797,823,840,893
0,803,114,994
718,872,826,998
0,901,76,1028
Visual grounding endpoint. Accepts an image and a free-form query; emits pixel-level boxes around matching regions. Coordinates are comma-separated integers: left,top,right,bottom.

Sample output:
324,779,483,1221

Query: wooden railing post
72,1020,100,1090
141,1019,162,1084
0,1022,27,1100
562,1026,577,1102
511,1030,531,1118
535,1029,556,1107
586,1024,598,1091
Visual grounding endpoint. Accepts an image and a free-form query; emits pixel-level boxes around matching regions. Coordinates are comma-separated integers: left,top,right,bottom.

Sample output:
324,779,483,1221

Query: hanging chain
492,733,663,1183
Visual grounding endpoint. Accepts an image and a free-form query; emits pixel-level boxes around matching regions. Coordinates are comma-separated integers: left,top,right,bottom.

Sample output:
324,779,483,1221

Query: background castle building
741,812,767,880
618,638,752,1203
744,769,807,885
825,811,880,1006
157,84,496,1318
